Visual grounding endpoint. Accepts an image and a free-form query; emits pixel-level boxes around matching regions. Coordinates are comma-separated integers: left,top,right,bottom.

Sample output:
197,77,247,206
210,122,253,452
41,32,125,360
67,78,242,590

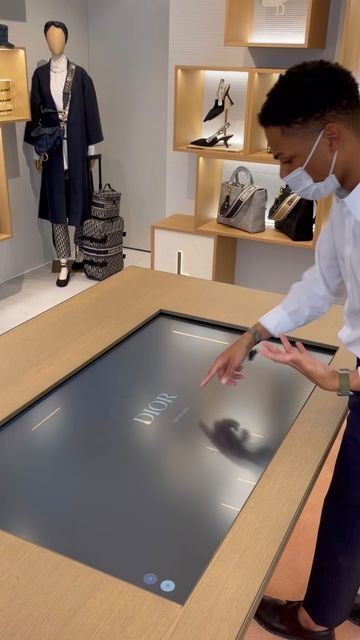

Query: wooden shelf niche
0,47,30,240
0,128,12,240
194,155,328,250
338,0,360,80
0,48,30,124
174,66,283,163
224,0,330,49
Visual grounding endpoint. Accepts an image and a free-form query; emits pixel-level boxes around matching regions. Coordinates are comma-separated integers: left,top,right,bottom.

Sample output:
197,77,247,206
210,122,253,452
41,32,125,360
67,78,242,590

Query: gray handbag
217,166,267,233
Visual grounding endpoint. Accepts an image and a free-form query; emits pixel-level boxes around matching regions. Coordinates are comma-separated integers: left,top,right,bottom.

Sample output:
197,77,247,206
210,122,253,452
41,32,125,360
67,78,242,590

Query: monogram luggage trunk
82,217,125,281
82,155,125,281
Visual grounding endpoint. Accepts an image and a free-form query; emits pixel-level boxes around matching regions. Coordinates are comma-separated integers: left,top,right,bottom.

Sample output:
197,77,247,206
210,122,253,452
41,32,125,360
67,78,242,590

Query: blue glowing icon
160,580,176,592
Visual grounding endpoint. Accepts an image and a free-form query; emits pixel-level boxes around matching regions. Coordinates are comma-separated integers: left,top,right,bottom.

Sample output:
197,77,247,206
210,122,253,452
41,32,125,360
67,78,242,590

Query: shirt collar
335,182,360,221
50,54,67,72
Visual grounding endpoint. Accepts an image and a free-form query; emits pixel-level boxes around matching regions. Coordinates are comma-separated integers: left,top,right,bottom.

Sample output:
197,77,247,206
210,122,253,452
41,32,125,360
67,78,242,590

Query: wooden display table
0,267,351,640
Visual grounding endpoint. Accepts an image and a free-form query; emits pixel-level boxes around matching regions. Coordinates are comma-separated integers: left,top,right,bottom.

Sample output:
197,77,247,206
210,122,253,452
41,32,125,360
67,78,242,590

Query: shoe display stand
224,0,330,48
153,64,332,283
0,47,30,240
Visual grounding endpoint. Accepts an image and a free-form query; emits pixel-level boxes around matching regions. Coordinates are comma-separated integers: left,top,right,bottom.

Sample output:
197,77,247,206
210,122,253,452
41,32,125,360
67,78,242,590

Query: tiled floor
0,252,357,639
0,248,150,335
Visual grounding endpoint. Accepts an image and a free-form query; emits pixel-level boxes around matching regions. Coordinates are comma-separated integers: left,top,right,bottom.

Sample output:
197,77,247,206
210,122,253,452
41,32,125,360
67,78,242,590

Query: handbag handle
102,183,117,192
229,166,254,186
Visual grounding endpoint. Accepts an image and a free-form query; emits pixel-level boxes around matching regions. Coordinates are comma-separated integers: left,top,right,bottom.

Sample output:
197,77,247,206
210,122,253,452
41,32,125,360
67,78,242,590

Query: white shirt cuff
33,148,40,160
88,145,95,156
259,305,295,337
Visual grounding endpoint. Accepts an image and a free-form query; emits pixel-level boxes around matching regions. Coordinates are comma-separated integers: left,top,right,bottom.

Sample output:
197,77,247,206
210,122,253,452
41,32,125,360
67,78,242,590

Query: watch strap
247,326,262,347
337,369,354,396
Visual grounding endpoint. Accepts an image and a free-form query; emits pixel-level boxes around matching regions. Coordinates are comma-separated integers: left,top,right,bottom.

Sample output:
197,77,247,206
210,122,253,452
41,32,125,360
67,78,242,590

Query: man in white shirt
201,60,360,640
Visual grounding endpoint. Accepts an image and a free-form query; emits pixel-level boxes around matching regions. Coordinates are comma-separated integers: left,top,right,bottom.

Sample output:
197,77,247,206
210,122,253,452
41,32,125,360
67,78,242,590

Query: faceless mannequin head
44,21,68,56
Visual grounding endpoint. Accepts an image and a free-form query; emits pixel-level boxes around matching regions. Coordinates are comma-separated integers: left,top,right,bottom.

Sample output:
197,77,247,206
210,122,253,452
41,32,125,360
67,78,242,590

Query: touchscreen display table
0,314,333,605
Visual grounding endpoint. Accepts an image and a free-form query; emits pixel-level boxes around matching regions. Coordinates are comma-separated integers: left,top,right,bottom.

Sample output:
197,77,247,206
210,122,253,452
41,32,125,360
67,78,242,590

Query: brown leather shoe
349,594,360,626
254,597,335,640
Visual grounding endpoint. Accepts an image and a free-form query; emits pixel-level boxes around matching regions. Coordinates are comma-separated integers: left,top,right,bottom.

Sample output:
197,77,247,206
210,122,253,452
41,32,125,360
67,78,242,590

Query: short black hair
259,60,360,133
44,21,68,43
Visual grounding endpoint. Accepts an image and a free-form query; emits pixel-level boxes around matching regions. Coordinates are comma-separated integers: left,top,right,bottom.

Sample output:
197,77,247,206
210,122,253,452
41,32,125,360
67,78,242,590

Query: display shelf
152,214,197,234
197,219,313,249
224,0,330,49
245,70,281,156
0,48,30,123
174,66,282,163
194,156,329,252
151,214,237,283
0,127,12,240
0,47,30,241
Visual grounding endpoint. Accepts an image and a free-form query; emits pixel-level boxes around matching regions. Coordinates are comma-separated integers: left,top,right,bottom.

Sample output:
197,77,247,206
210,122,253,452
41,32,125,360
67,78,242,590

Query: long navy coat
24,61,103,226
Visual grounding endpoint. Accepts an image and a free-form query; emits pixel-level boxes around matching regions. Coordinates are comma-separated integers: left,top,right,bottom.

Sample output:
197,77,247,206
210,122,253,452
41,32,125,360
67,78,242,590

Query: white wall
87,0,170,251
0,0,90,283
166,0,346,293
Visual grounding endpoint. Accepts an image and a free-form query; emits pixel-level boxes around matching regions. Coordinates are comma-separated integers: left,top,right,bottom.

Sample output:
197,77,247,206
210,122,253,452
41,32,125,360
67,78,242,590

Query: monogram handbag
217,166,267,233
91,183,121,220
268,185,315,241
31,62,76,163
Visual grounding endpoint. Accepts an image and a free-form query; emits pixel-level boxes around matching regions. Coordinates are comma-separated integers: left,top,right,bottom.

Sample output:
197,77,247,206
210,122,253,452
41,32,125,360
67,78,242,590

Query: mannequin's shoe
255,597,335,640
349,594,360,626
204,82,234,122
189,122,233,149
56,263,70,287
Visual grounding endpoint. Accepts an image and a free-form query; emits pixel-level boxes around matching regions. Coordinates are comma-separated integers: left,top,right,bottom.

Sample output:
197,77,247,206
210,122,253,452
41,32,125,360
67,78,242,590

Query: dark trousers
303,359,360,628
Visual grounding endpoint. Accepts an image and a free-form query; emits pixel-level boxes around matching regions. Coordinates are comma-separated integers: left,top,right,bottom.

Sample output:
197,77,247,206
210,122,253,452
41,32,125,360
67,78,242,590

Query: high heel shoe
189,122,234,149
204,82,234,122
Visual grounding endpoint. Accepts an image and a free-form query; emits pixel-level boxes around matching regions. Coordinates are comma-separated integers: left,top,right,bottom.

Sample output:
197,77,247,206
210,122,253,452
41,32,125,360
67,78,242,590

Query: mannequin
24,21,103,286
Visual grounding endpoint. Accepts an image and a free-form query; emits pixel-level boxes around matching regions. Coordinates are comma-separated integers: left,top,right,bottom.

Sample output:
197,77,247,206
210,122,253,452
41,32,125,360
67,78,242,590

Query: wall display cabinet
153,64,332,284
0,47,30,240
152,155,330,283
224,0,330,49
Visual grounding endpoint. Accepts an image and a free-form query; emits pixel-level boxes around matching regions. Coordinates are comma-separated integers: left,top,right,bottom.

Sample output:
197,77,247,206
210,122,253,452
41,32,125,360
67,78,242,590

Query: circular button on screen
143,573,158,585
160,580,176,593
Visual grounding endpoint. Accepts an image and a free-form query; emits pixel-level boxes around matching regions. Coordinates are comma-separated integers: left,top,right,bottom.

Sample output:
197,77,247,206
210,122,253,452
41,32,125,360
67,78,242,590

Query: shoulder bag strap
221,184,258,218
268,192,301,222
60,61,76,127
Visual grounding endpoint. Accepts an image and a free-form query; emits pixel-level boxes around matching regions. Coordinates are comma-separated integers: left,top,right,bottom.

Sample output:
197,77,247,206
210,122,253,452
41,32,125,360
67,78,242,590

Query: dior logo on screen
133,394,178,425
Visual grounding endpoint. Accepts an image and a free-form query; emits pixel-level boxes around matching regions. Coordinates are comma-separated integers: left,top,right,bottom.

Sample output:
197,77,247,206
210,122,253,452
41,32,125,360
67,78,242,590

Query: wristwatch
337,369,354,396
246,326,262,347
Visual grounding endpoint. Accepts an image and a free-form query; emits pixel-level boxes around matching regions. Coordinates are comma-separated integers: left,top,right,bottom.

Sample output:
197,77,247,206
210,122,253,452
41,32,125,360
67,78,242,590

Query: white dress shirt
260,184,360,358
34,54,95,167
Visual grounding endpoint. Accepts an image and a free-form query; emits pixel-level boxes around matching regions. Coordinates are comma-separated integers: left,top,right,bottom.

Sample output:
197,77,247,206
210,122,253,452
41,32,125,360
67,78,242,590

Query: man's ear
323,123,342,151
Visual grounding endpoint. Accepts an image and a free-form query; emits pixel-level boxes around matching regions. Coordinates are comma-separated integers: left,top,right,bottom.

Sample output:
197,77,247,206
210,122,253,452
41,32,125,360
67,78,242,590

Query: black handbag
268,185,315,242
31,62,76,164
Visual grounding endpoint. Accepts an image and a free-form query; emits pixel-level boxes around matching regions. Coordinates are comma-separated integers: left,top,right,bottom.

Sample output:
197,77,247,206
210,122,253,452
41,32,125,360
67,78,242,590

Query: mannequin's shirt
34,54,94,168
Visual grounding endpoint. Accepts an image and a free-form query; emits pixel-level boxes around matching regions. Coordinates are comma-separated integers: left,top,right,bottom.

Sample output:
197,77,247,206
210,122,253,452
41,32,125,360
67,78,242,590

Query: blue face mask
284,130,340,200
